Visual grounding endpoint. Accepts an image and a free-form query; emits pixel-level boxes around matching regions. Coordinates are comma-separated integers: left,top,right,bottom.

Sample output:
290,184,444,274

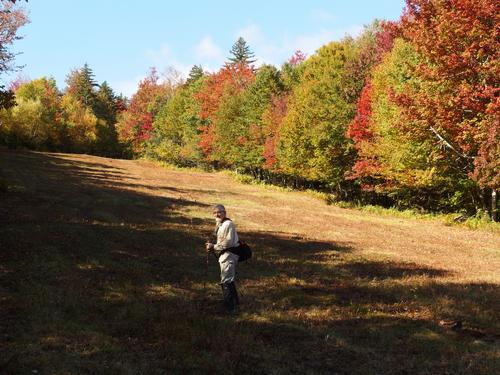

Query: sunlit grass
227,171,500,232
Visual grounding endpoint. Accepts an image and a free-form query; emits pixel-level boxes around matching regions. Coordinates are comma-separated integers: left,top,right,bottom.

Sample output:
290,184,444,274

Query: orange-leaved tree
194,62,254,163
262,51,306,172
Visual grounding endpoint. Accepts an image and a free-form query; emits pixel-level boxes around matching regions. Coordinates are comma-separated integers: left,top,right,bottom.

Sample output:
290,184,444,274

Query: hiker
205,204,240,312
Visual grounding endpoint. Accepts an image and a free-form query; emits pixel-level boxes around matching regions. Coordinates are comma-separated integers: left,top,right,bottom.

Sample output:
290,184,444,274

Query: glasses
213,211,225,215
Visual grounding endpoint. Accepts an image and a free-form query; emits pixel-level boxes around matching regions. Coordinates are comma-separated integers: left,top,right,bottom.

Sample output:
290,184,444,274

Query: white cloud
195,36,224,62
339,24,365,39
112,75,144,98
145,43,174,66
290,30,338,54
111,66,189,98
234,24,280,67
136,22,365,88
162,63,192,83
144,43,193,83
110,43,191,98
228,23,365,69
235,24,263,46
287,26,363,56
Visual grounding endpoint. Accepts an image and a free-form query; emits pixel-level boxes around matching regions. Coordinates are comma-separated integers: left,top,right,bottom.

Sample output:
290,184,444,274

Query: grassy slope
1,148,499,374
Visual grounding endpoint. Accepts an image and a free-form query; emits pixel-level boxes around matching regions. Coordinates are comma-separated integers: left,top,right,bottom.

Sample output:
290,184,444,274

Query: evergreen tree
65,63,98,109
94,81,122,156
228,37,256,65
95,81,117,124
186,65,204,84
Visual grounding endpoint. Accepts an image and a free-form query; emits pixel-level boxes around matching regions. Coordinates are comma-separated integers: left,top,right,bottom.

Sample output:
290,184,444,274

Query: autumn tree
213,64,281,173
346,21,398,153
0,73,123,154
0,1,28,109
343,21,397,104
59,92,98,153
60,64,124,155
397,0,499,215
116,68,177,155
0,77,62,148
277,40,358,193
195,62,255,162
347,39,449,209
345,1,498,214
0,1,27,74
147,67,205,166
262,51,306,172
65,63,99,110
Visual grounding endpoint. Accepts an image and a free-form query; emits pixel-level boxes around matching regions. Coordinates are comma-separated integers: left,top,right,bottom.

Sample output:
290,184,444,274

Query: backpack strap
213,218,233,258
214,217,231,237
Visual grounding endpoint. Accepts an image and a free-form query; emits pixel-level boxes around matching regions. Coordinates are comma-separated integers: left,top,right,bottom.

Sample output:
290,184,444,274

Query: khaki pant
218,251,239,284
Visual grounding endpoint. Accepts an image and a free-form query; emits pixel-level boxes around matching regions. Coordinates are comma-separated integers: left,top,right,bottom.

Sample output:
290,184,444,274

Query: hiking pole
204,249,209,291
203,236,212,293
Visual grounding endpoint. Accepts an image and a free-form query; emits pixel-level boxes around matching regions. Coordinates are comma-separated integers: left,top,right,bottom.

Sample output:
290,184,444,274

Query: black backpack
217,218,252,262
230,240,252,262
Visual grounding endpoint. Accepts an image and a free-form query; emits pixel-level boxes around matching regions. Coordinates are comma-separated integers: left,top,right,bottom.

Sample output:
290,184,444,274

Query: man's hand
205,242,214,252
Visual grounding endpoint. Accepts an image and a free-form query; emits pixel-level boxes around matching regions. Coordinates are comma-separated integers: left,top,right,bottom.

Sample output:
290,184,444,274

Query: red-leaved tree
194,63,254,159
116,68,172,154
398,0,499,192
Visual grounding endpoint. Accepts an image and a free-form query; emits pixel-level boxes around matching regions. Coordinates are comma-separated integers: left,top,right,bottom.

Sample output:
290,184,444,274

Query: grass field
1,148,499,374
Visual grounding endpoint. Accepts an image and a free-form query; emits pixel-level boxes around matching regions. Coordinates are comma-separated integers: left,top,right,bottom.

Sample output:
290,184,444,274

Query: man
205,204,240,312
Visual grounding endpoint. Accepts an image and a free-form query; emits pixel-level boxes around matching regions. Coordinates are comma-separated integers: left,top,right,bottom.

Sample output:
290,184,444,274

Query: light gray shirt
214,219,239,252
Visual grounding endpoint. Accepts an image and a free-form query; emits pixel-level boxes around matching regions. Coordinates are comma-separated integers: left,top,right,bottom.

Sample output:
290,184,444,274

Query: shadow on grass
1,149,498,374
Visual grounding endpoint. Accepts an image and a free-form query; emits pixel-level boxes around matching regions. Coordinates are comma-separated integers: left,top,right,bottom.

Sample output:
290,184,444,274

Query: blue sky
8,0,406,98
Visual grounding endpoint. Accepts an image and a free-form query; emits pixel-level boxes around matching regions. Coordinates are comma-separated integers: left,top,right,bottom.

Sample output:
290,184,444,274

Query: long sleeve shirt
214,219,239,255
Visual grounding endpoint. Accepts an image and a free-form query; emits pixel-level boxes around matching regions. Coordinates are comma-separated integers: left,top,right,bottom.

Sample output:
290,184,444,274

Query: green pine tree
94,81,123,156
186,65,204,84
95,81,117,123
228,37,256,65
65,63,99,109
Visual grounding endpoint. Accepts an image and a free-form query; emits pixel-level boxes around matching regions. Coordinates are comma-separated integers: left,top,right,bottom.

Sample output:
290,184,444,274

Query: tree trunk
480,189,488,212
492,190,497,222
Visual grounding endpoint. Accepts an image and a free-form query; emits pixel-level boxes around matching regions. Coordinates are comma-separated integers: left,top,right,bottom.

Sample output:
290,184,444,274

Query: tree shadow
340,261,451,279
1,149,499,374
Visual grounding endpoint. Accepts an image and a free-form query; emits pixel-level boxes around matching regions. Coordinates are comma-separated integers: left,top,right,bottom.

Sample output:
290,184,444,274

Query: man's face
213,209,226,223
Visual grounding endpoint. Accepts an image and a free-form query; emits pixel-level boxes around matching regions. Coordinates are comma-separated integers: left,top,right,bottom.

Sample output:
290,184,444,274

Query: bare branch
429,126,474,160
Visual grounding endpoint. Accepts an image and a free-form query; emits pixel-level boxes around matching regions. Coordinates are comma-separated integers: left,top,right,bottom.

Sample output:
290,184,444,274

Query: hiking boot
229,281,240,307
221,282,236,313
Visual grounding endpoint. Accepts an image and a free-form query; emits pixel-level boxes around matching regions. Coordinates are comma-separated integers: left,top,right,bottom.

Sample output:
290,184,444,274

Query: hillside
1,148,499,374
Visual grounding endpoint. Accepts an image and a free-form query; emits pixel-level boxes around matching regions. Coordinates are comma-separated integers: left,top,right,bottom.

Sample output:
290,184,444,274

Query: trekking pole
204,250,209,291
204,234,213,289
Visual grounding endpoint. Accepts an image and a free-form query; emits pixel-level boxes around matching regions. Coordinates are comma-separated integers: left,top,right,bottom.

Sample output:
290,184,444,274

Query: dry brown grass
1,148,499,374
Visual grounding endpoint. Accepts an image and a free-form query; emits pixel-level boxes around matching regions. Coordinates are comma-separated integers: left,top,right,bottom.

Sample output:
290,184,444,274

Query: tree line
1,0,498,219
